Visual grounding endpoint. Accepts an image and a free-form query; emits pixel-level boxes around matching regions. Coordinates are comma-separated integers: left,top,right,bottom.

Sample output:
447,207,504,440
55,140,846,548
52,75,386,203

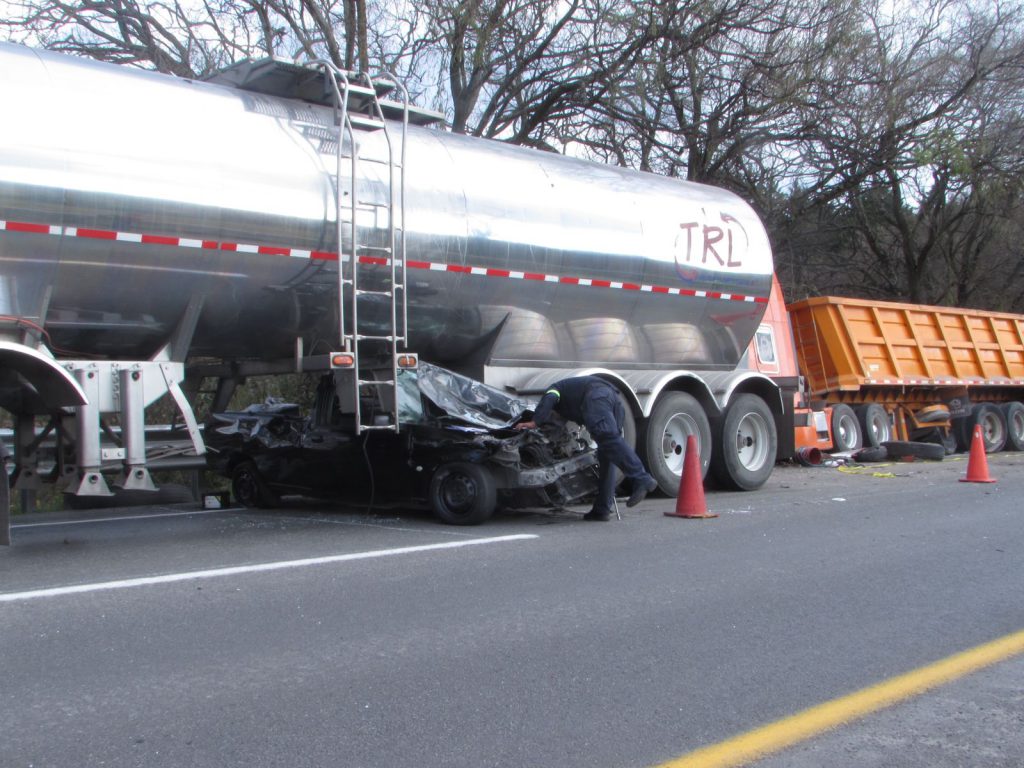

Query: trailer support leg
115,366,157,491
72,367,113,498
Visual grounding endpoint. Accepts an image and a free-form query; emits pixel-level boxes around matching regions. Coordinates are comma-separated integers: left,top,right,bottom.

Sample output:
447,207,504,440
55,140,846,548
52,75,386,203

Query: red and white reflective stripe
1,218,769,304
864,378,1024,386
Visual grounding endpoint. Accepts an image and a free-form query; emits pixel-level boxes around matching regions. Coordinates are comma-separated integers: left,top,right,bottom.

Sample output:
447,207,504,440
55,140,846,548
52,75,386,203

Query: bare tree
1,0,374,76
788,0,1024,304
559,0,858,191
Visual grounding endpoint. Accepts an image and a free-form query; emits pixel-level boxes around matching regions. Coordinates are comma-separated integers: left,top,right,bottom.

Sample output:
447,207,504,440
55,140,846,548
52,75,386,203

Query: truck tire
232,461,280,508
829,404,862,452
856,404,891,447
639,391,711,496
881,440,945,461
973,403,1007,453
1002,401,1024,451
711,394,777,491
951,411,974,452
909,426,956,454
429,462,496,525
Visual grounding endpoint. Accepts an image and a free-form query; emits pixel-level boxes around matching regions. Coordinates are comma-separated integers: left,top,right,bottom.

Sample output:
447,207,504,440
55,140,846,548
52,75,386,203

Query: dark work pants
581,384,650,510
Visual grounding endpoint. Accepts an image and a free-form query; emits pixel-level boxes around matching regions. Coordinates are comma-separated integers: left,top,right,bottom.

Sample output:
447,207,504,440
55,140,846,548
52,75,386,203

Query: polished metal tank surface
0,43,773,370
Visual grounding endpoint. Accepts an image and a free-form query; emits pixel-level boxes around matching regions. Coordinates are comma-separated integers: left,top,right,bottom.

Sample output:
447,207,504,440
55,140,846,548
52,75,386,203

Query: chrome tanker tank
0,42,773,372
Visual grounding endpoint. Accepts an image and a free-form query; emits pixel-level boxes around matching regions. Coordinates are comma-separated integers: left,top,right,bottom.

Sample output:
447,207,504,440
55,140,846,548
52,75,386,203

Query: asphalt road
1,451,1022,768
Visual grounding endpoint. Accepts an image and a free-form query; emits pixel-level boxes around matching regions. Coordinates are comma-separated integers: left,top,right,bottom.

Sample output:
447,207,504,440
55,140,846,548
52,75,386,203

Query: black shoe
626,477,658,508
583,507,611,521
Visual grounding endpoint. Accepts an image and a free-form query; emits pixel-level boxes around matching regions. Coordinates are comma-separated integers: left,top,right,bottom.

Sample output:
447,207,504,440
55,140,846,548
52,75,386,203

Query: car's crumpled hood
400,362,528,430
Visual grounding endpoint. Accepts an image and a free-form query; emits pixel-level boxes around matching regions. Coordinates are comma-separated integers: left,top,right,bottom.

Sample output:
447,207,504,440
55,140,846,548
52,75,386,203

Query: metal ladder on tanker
320,64,411,434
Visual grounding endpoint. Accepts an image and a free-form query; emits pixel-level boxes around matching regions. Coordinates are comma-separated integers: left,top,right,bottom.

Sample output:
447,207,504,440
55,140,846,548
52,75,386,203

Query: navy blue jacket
532,376,615,426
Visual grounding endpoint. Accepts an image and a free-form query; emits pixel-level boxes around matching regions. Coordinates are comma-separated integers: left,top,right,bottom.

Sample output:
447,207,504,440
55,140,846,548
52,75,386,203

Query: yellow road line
655,628,1024,768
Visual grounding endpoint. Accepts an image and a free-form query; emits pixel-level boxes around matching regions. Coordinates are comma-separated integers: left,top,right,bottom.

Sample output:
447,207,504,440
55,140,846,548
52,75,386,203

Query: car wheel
429,462,496,525
711,394,777,491
639,391,711,496
232,461,279,508
830,404,862,452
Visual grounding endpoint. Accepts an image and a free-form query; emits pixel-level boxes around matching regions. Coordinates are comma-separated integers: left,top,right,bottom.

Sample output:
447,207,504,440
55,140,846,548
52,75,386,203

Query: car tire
429,462,497,525
231,461,279,508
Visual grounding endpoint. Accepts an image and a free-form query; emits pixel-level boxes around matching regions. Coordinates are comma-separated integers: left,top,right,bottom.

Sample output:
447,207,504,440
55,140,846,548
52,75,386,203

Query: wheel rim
869,413,890,443
439,472,477,513
1011,410,1024,442
735,411,771,470
979,410,1005,447
836,412,859,450
661,412,701,476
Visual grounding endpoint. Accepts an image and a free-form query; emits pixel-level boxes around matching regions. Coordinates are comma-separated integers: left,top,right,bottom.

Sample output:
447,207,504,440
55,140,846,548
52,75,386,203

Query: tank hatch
204,57,444,127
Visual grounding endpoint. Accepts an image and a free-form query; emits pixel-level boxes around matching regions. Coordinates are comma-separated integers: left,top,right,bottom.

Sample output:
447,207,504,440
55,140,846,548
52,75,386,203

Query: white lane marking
0,535,539,603
11,509,226,529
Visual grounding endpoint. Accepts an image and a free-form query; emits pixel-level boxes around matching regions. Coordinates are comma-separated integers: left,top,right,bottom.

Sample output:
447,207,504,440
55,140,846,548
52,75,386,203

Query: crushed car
206,363,598,524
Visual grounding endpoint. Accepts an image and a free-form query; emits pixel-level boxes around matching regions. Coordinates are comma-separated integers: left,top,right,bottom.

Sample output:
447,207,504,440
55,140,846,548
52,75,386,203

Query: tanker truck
0,43,782,542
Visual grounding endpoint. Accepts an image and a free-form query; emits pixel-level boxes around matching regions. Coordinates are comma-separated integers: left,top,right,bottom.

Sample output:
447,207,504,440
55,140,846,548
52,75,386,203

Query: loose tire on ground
852,446,889,462
231,461,280,508
881,440,945,461
829,404,862,452
639,391,711,496
711,394,777,491
1002,401,1024,451
909,426,957,455
856,404,891,447
428,462,497,525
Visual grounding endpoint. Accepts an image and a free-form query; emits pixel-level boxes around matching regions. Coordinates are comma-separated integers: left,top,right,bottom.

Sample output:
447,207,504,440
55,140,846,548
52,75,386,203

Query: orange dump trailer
787,296,1024,453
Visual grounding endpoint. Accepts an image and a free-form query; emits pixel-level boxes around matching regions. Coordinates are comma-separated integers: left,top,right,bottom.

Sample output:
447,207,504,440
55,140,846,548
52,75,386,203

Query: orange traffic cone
665,434,718,519
959,424,996,483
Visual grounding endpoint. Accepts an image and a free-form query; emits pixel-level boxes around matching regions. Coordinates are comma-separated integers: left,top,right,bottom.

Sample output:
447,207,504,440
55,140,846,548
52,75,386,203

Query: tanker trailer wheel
829,404,862,452
710,394,777,491
856,404,891,447
639,392,711,496
429,462,496,525
231,460,279,509
1001,402,1024,451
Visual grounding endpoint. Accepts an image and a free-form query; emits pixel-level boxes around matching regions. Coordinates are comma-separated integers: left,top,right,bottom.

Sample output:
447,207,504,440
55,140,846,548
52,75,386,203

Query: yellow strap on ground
836,464,896,477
